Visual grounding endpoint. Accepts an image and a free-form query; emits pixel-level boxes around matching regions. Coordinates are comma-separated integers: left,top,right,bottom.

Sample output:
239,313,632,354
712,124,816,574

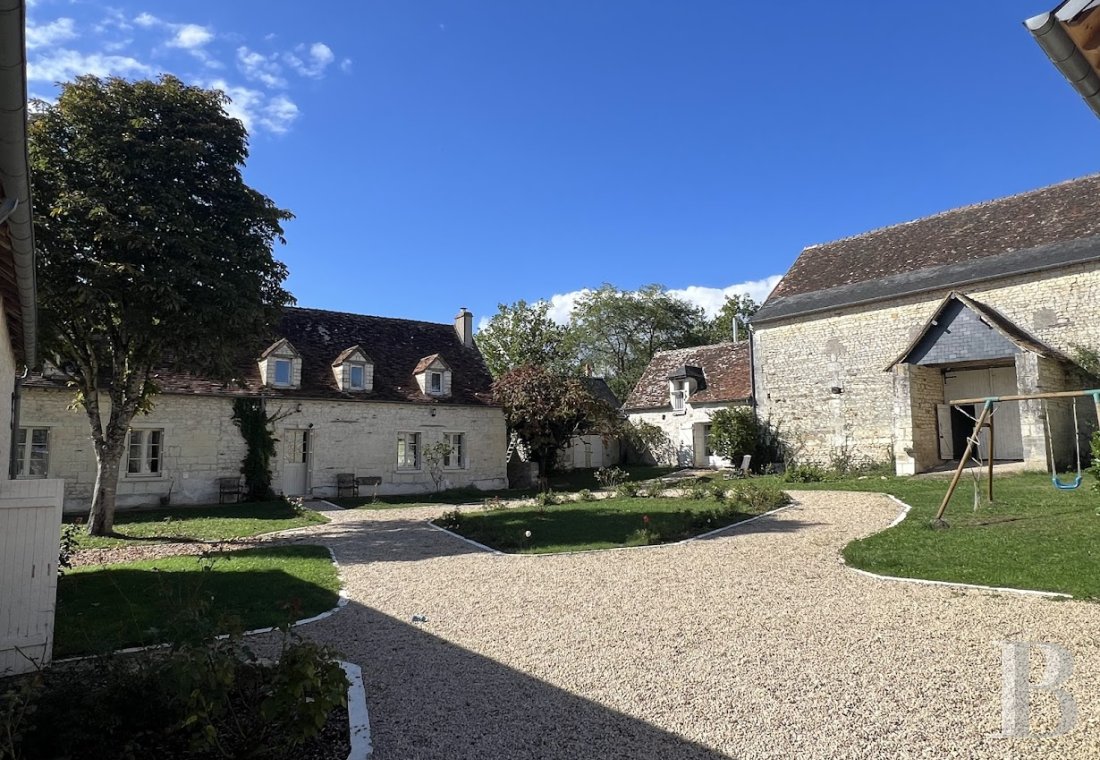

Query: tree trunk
87,440,125,535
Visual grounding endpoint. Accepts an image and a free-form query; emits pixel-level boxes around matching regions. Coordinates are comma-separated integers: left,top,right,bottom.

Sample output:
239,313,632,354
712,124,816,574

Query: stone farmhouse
1,0,66,676
624,342,751,468
752,174,1100,476
22,307,508,512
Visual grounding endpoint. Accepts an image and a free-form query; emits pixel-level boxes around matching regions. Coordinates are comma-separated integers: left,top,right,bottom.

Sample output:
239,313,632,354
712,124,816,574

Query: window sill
124,473,165,480
15,474,48,480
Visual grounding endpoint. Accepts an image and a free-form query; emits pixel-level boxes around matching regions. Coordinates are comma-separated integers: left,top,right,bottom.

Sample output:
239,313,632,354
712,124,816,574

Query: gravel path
255,494,1100,759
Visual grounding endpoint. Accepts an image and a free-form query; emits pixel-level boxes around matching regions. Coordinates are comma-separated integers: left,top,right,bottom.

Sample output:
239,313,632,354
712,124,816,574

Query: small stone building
752,174,1100,475
23,307,508,511
624,342,752,468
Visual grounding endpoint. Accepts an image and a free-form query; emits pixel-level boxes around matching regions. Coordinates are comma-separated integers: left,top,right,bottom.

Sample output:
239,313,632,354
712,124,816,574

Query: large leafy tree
493,365,619,484
30,76,293,535
569,284,707,399
475,299,574,377
703,293,759,344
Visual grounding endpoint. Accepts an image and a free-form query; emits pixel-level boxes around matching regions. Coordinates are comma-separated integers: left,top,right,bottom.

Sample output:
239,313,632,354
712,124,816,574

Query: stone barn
752,174,1100,476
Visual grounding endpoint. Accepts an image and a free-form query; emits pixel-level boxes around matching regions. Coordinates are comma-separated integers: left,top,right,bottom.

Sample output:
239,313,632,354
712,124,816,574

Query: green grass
775,471,1100,598
54,545,341,658
434,487,788,554
66,501,328,549
330,465,679,509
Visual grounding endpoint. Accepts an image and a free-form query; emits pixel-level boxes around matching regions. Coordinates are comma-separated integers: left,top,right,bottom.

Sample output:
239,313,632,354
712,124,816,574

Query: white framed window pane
29,429,49,477
350,365,364,389
128,430,145,474
15,428,26,477
430,372,442,392
148,430,162,473
444,433,464,467
275,359,291,385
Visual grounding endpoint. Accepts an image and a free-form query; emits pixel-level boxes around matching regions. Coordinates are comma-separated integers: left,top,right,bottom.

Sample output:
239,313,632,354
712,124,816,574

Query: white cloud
27,48,153,82
26,17,77,49
207,79,298,135
167,23,213,50
667,275,783,318
340,57,353,74
536,276,783,325
236,46,286,88
285,42,335,78
133,12,159,28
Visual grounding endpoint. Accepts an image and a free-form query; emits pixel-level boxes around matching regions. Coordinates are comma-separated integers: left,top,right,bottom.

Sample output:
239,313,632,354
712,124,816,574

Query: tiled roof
579,377,620,410
623,342,751,410
27,307,497,406
413,354,449,374
757,174,1100,322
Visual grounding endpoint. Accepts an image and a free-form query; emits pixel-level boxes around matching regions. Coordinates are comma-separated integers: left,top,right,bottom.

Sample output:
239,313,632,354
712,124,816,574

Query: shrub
534,490,559,508
685,480,711,500
1,626,346,760
727,481,791,513
624,527,662,546
595,466,627,489
437,508,463,529
784,464,829,483
481,496,505,511
645,481,667,498
577,489,596,502
1091,431,1100,492
58,523,79,577
708,408,788,473
615,481,641,498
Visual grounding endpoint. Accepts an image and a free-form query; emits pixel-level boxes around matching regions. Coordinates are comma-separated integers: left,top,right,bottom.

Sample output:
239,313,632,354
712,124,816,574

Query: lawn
433,484,789,553
66,500,328,549
54,544,341,658
779,472,1100,598
329,465,679,509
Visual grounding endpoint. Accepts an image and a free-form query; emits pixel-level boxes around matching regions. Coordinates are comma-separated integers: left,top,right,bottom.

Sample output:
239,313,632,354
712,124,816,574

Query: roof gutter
0,0,37,367
1025,6,1100,119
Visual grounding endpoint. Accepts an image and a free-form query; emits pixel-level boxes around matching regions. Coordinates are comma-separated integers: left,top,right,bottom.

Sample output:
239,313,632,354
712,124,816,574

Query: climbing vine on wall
231,398,280,501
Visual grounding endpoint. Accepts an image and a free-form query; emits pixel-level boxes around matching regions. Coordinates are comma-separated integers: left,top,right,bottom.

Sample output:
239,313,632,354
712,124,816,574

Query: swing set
932,388,1100,526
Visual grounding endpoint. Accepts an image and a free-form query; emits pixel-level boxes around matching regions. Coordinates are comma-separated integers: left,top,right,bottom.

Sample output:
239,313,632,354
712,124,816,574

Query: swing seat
1051,474,1083,491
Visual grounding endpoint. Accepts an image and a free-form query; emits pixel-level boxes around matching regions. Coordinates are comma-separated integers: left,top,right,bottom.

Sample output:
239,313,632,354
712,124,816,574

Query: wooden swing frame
933,388,1100,525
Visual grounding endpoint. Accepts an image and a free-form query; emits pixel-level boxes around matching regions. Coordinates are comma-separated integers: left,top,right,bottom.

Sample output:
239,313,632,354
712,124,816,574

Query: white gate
0,478,65,676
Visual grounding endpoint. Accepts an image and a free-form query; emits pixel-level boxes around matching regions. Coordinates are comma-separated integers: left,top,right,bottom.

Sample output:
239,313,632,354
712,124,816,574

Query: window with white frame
429,371,443,394
349,364,366,390
273,358,292,386
127,429,163,476
15,427,49,478
397,432,421,470
443,432,465,468
670,380,688,412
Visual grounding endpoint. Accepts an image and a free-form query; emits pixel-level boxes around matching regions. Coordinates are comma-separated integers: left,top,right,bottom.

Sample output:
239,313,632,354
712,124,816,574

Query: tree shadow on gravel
314,601,733,760
294,518,490,564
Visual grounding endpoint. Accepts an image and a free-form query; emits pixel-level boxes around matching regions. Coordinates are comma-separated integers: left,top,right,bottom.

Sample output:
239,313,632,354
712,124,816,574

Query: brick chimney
455,307,474,348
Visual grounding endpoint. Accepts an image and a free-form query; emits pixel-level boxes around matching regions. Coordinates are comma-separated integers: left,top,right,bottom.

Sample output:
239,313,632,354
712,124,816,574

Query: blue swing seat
1051,473,1083,491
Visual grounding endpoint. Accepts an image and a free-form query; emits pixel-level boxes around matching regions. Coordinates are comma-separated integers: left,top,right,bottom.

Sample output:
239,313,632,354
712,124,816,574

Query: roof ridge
286,305,455,329
799,172,1100,255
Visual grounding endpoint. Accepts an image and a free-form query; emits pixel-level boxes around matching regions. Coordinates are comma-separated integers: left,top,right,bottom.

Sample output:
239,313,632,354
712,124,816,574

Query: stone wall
20,387,507,512
754,262,1100,474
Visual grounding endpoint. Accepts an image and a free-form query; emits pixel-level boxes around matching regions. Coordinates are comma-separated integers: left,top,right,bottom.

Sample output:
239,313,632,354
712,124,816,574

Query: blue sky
24,1,1100,328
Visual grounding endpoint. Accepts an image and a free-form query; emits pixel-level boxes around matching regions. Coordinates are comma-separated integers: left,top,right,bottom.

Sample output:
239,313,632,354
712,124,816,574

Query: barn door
936,404,954,460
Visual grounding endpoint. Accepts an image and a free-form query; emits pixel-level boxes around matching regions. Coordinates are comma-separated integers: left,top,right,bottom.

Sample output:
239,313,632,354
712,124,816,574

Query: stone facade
20,387,508,513
753,263,1100,475
628,401,747,468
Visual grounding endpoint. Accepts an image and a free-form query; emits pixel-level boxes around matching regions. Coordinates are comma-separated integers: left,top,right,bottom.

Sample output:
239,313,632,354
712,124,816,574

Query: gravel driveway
272,493,1100,759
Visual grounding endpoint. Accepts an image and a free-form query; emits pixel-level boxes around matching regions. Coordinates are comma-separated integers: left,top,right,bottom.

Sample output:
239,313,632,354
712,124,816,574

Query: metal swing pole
934,399,994,524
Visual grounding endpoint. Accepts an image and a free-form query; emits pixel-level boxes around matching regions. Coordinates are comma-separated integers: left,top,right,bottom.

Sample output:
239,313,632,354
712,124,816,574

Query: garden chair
725,455,752,479
218,476,244,503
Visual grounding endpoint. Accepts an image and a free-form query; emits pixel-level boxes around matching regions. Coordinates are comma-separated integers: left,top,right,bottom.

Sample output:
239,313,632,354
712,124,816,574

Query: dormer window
667,365,705,413
258,339,301,389
274,359,292,386
670,380,688,412
332,345,374,392
414,354,452,397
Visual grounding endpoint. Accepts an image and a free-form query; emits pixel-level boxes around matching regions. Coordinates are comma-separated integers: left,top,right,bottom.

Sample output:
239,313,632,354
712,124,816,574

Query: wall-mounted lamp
295,403,303,413
430,407,437,417
830,386,843,395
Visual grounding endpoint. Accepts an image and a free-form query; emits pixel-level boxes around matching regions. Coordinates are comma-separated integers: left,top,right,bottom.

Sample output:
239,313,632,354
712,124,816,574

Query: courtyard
259,492,1100,759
